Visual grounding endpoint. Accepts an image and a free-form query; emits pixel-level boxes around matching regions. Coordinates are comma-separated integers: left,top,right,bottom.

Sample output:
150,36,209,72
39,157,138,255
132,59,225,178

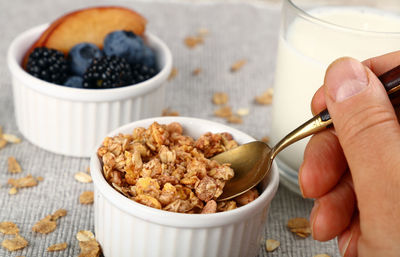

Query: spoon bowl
212,141,272,201
215,64,400,201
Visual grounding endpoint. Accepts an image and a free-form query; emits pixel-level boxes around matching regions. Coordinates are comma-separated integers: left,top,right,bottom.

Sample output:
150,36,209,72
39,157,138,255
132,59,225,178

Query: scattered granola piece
192,67,202,76
8,157,22,173
198,28,209,37
266,239,280,252
314,254,331,257
230,59,247,72
261,136,270,144
184,36,203,48
162,108,180,117
212,92,229,105
168,67,178,81
255,88,274,105
0,139,7,149
47,242,68,252
78,239,101,257
236,108,249,116
32,209,67,234
32,216,57,234
214,106,232,118
37,176,44,181
8,175,38,188
287,217,311,238
79,191,94,205
76,230,95,242
1,234,28,251
74,172,93,183
52,209,67,220
227,115,243,124
8,187,18,195
0,222,19,235
2,134,21,144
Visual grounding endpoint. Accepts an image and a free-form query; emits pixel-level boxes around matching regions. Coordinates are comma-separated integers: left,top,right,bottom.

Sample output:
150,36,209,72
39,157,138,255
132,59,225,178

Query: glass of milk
271,0,400,194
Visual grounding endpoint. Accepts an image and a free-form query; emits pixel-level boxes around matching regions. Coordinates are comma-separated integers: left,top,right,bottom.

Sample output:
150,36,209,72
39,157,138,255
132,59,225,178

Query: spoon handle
270,64,400,160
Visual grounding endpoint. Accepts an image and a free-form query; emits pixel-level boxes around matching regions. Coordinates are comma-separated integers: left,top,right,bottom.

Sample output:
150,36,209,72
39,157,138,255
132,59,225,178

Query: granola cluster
97,121,258,213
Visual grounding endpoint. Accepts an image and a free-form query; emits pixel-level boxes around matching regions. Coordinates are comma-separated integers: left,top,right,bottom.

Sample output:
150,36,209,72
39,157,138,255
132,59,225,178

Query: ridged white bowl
90,117,279,257
7,24,172,157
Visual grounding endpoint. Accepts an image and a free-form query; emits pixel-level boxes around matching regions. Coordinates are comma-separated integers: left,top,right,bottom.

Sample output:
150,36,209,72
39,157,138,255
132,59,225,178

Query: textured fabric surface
0,0,340,256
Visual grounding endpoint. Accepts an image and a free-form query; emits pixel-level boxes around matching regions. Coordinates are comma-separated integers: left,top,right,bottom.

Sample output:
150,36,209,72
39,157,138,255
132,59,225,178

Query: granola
1,235,28,251
230,59,247,72
287,217,312,238
79,191,94,204
32,209,67,234
265,239,280,252
47,242,68,252
255,88,274,105
98,122,257,213
0,222,19,235
8,157,22,173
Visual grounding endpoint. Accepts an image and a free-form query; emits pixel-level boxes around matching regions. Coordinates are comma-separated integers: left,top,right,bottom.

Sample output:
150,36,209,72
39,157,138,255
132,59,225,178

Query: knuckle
338,104,397,145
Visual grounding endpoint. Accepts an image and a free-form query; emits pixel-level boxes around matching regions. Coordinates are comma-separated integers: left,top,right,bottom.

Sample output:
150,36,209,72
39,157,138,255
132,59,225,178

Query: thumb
324,57,400,197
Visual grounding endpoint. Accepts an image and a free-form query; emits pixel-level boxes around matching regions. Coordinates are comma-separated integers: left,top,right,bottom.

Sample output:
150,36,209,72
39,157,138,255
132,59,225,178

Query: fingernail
326,58,369,102
310,200,320,237
298,163,306,198
340,229,354,257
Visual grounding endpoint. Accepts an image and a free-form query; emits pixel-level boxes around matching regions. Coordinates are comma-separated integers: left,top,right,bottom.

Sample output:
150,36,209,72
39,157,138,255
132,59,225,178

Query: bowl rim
7,24,173,102
90,116,280,228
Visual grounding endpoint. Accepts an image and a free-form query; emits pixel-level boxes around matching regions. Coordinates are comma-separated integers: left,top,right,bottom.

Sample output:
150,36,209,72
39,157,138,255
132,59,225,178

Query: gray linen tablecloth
0,0,340,256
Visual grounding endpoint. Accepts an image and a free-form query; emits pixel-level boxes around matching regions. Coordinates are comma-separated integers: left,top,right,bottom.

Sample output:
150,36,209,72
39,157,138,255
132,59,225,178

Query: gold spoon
214,64,400,201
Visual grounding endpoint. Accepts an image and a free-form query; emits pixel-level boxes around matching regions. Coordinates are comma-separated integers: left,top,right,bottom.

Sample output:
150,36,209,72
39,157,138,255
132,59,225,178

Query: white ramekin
7,24,172,157
90,117,279,257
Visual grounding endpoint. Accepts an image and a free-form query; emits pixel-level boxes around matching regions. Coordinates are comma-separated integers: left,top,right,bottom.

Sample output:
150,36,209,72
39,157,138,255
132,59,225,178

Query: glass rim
286,0,400,35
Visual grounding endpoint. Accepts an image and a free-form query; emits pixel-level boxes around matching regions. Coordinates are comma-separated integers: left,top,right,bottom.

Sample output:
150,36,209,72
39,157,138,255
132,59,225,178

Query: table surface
0,0,340,256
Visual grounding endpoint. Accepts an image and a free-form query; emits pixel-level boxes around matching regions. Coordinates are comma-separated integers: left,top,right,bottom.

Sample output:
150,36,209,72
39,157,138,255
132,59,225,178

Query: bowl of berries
7,6,172,157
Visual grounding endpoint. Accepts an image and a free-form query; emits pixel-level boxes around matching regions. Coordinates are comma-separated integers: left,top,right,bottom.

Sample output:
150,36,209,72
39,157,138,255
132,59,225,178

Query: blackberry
83,56,133,89
131,64,158,84
26,47,68,85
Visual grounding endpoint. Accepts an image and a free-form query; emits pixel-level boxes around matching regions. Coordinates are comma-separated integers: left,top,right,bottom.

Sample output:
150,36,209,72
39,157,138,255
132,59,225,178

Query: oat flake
8,187,18,195
47,242,68,252
79,191,94,205
76,230,95,242
74,172,93,183
0,222,19,235
266,239,280,252
2,134,21,144
212,92,229,105
255,88,274,105
230,59,247,72
214,106,232,118
288,217,311,238
1,235,28,251
8,157,22,173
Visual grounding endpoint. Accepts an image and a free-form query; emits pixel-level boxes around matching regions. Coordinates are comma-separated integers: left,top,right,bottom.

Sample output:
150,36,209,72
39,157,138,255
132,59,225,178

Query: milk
271,7,400,172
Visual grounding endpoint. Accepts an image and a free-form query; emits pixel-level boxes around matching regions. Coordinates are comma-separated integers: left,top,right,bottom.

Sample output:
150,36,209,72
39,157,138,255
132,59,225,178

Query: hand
299,51,400,257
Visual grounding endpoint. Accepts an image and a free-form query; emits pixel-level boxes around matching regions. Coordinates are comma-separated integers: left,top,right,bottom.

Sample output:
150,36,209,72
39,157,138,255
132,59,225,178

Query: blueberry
141,46,157,69
64,76,84,88
103,31,144,65
68,43,102,76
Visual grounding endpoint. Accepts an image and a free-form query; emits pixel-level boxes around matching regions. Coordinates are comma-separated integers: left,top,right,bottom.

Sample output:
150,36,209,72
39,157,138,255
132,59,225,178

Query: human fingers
309,173,355,242
324,57,400,244
337,213,360,257
299,130,347,198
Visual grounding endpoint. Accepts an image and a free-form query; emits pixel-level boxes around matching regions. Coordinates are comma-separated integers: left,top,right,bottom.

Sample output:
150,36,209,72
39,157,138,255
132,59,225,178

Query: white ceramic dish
7,24,172,157
90,116,279,257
